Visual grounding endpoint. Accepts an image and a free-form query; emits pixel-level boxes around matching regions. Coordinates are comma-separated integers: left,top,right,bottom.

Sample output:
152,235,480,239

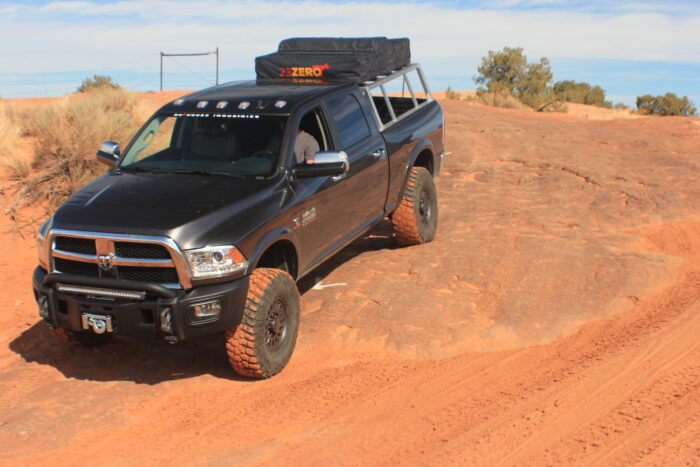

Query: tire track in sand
496,274,700,465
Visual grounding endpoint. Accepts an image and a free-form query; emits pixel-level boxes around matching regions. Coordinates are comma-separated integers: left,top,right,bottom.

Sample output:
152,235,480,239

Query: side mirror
96,140,121,167
293,151,349,179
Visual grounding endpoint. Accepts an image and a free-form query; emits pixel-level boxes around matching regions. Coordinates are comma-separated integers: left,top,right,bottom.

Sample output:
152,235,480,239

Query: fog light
38,296,49,319
191,301,222,323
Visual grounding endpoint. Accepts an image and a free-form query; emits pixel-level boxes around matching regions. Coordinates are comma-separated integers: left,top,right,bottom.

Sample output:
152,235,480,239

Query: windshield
119,114,287,176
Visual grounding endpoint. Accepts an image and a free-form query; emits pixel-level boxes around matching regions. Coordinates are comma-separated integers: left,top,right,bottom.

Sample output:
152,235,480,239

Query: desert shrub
474,47,527,94
517,57,555,110
445,86,461,100
554,80,612,108
77,74,121,93
636,93,697,116
474,47,560,112
586,85,611,108
2,88,146,212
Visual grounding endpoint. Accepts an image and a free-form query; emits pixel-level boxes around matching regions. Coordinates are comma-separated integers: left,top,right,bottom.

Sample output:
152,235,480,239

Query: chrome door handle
371,148,386,158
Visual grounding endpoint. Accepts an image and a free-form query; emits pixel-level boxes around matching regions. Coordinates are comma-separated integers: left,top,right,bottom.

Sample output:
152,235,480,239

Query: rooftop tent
255,37,411,83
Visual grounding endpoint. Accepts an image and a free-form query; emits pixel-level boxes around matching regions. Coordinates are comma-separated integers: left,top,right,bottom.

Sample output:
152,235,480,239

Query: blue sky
1,0,699,108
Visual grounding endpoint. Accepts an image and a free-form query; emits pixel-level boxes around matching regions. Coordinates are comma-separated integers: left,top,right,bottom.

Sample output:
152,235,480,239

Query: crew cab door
288,105,353,272
324,91,389,229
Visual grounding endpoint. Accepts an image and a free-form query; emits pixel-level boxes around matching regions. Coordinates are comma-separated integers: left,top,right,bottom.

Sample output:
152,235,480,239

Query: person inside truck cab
293,110,324,164
265,115,320,165
295,128,319,165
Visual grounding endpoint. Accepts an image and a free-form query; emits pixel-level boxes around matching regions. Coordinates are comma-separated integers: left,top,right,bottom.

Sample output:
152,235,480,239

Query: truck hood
52,171,279,249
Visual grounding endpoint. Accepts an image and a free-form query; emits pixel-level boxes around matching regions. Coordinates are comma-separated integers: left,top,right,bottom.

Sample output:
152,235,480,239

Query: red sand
0,94,698,464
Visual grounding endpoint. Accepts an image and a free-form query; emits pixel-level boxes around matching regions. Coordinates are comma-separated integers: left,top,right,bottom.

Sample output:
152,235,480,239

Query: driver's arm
296,131,320,164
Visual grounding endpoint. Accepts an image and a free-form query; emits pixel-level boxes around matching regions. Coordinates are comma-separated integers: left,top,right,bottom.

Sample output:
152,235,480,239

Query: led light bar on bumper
185,245,247,279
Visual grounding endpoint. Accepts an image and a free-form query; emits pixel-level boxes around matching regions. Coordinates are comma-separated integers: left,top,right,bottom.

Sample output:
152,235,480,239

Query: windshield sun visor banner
255,37,410,83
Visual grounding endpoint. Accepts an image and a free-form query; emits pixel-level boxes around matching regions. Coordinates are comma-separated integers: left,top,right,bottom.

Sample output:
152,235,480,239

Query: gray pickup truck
33,39,445,378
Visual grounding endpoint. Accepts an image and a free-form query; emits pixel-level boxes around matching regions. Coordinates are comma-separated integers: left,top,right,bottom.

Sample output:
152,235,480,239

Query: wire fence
0,50,222,98
160,48,219,91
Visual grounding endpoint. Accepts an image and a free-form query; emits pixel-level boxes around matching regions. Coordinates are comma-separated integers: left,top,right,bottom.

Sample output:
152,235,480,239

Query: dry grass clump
564,102,643,120
0,103,33,179
2,87,148,213
445,86,462,100
470,91,532,111
441,87,533,111
1,153,32,179
587,108,642,121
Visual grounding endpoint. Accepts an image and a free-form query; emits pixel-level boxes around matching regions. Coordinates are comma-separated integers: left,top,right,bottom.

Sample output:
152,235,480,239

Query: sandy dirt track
0,97,699,465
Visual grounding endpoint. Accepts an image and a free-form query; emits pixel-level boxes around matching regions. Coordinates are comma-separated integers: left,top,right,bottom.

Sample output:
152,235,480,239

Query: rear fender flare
390,139,434,212
407,139,435,175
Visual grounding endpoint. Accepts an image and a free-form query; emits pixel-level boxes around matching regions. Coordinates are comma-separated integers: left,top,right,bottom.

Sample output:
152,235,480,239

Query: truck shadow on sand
9,221,399,385
9,323,249,384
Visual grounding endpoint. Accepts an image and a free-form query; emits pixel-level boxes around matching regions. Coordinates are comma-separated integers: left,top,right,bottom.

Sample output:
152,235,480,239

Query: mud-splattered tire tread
392,166,438,246
225,268,300,379
51,327,113,347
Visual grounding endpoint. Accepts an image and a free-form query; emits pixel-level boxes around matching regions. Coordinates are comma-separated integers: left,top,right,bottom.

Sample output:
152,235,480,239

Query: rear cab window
325,93,371,149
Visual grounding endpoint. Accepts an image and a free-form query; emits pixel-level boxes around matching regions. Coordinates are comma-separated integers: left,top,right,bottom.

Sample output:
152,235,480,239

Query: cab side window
298,109,329,152
292,108,331,165
326,94,370,149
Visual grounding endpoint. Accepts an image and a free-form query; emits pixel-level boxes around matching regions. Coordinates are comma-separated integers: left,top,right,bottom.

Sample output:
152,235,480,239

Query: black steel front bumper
32,267,249,341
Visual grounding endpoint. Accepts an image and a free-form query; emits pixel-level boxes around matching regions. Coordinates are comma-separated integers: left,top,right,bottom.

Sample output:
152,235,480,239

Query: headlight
36,219,51,269
185,245,248,279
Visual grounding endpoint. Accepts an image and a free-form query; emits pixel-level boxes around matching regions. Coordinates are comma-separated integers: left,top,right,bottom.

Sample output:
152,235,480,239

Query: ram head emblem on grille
98,253,115,270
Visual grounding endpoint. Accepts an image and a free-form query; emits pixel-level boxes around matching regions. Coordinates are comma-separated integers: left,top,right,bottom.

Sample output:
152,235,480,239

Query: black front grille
54,237,96,255
53,259,178,284
52,237,179,285
118,266,179,284
115,242,171,259
54,258,99,276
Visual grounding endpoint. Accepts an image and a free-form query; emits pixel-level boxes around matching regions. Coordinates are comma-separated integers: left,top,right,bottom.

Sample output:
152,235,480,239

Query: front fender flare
244,227,299,277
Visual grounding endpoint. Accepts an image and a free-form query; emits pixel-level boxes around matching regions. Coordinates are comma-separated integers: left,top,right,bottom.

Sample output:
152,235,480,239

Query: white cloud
0,1,698,77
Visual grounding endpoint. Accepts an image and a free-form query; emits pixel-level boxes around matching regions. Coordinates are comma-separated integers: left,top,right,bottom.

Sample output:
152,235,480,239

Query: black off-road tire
392,166,438,246
225,268,300,378
51,327,113,348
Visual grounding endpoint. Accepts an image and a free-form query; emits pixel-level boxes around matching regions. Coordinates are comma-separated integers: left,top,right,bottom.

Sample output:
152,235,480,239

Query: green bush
474,47,528,94
474,47,560,111
636,93,697,116
77,74,121,93
553,80,612,108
